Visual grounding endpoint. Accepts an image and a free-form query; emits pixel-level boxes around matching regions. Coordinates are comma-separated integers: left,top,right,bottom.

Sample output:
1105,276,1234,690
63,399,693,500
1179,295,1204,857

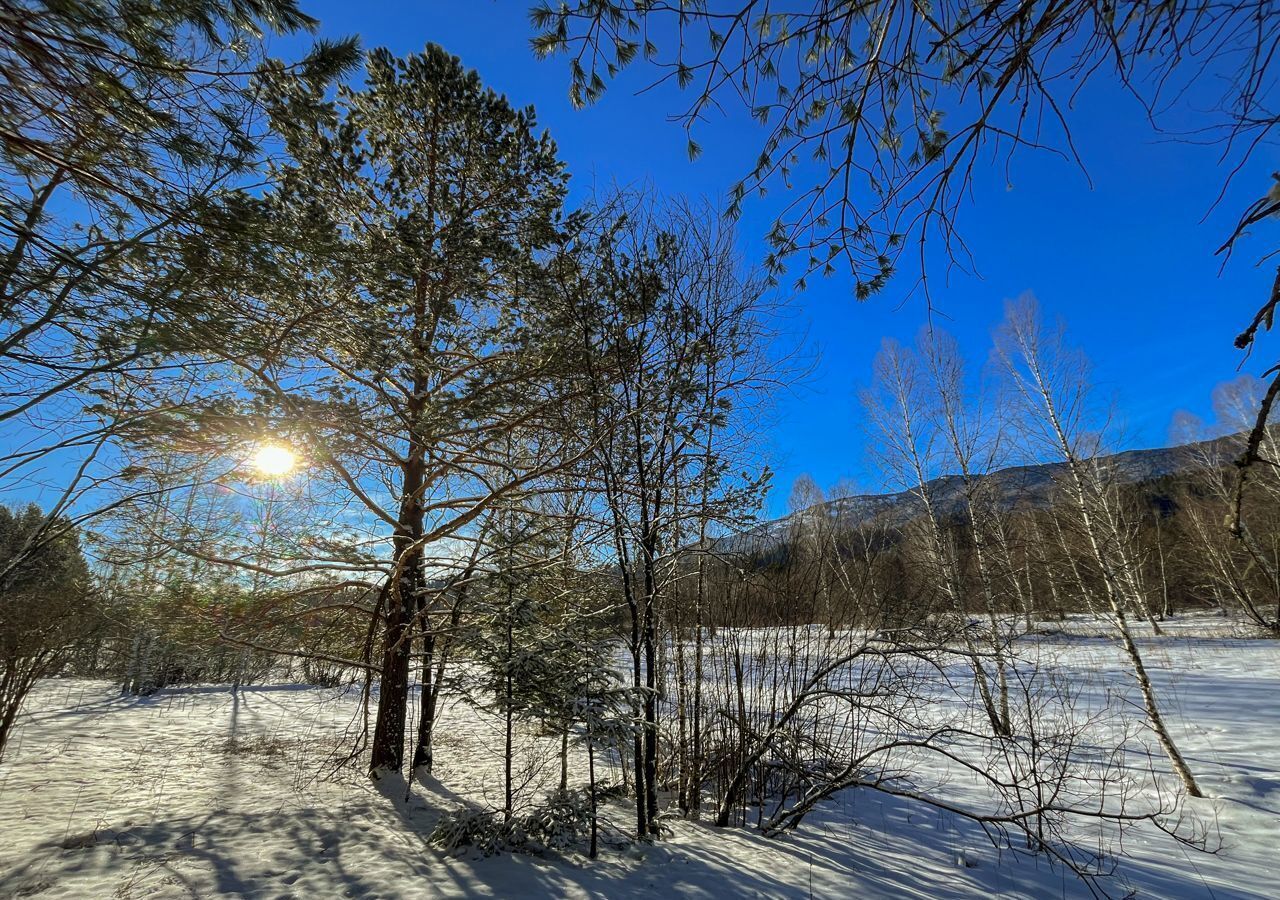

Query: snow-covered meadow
1,618,1277,899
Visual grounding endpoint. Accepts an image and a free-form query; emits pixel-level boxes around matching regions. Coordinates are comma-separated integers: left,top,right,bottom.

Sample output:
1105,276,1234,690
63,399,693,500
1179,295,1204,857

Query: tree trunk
587,718,599,859
370,442,425,776
503,595,514,821
559,728,569,794
1114,608,1203,797
412,631,436,773
370,576,413,775
370,267,430,777
641,531,660,834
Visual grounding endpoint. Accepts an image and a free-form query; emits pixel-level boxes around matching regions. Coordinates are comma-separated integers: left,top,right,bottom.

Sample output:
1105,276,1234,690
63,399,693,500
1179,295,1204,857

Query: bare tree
1171,378,1280,631
864,338,1010,736
561,192,777,837
995,296,1203,797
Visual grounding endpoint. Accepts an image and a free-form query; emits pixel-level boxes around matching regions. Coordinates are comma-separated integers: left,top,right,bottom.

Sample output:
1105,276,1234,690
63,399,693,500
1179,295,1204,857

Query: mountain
716,432,1249,555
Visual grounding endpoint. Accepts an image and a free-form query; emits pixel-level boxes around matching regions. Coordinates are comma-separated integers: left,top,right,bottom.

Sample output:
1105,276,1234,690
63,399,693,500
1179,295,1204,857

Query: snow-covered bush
429,791,595,856
522,789,594,851
429,809,527,856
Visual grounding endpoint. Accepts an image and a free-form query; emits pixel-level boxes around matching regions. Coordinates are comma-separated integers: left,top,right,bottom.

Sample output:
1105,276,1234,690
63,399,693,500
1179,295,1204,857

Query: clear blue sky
278,1,1277,518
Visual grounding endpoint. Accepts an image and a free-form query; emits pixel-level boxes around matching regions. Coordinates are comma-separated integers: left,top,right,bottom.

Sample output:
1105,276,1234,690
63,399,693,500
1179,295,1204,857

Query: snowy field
1,619,1277,899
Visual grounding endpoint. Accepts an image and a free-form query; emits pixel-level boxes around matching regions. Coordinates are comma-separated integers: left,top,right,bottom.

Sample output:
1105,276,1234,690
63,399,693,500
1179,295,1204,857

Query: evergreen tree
240,44,582,776
459,504,622,823
0,504,93,757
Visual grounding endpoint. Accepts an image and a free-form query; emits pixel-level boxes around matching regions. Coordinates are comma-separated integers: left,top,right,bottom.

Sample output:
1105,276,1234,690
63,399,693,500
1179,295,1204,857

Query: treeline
722,383,1280,636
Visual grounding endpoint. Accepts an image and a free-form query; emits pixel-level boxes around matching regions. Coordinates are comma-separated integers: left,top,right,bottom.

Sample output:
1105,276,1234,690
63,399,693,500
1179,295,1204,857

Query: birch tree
864,338,1010,736
996,296,1203,797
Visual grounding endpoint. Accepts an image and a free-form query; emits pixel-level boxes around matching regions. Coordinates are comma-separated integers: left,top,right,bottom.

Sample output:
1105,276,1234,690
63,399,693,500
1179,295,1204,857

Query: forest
3,2,1280,899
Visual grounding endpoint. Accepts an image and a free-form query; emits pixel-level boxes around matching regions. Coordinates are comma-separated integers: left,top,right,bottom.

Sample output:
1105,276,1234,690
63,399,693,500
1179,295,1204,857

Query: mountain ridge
719,431,1249,555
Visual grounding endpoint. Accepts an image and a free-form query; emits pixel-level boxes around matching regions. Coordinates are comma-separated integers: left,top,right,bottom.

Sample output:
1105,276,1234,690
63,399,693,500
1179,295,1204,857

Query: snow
1,618,1277,899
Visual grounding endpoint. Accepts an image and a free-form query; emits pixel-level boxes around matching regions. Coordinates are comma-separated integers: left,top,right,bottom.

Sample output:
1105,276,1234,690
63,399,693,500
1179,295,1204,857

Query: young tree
463,519,559,821
560,194,774,837
918,329,1021,727
458,496,620,824
864,338,1010,736
1172,378,1280,632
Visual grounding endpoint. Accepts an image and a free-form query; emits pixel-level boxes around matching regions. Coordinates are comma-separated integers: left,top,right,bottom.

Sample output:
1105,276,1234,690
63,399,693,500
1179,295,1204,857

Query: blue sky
277,1,1278,518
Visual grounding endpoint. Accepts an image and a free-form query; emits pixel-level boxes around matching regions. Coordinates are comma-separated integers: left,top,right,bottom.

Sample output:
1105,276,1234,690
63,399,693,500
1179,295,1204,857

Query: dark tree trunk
369,571,414,774
560,728,569,794
631,637,648,838
587,718,598,859
369,268,431,777
503,594,514,821
369,433,425,776
643,587,659,832
411,631,436,773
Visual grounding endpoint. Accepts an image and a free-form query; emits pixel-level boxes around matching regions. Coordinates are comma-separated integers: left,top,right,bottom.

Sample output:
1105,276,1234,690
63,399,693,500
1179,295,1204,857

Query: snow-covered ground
1,618,1277,899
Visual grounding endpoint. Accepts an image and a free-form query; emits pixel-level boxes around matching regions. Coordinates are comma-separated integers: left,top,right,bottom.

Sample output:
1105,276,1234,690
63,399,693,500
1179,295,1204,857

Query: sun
252,444,298,477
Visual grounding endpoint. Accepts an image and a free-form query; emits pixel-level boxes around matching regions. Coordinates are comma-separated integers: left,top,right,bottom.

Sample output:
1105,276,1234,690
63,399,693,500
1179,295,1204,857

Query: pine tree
246,44,580,776
0,504,93,757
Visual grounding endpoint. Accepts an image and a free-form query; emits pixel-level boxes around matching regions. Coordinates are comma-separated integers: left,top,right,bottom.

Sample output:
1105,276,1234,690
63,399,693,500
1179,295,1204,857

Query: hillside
718,432,1248,555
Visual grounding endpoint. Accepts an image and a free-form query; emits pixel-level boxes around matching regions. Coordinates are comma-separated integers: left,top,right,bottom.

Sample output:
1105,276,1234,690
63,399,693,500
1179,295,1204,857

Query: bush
429,790,596,856
429,809,526,856
0,505,95,758
300,656,349,688
522,789,594,851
